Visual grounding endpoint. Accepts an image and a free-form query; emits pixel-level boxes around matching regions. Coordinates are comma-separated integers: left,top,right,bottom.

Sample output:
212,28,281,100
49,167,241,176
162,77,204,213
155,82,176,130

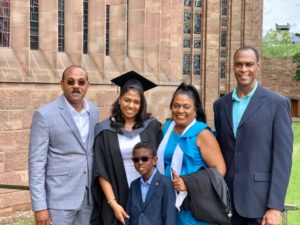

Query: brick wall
261,57,300,99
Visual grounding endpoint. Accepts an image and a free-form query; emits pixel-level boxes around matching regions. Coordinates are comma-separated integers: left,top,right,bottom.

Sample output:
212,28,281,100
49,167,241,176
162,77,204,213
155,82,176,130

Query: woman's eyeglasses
131,156,152,163
65,79,87,86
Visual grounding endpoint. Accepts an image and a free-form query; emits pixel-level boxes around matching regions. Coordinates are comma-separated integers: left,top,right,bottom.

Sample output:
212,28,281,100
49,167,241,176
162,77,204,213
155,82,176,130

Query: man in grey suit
214,46,293,225
29,65,99,225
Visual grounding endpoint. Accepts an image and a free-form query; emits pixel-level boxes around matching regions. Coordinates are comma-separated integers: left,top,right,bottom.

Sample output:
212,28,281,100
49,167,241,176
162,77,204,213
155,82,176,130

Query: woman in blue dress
157,82,226,225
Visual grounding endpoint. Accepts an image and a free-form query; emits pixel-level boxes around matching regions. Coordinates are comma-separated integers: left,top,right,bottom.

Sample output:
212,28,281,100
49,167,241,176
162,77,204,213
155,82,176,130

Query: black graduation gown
90,118,162,225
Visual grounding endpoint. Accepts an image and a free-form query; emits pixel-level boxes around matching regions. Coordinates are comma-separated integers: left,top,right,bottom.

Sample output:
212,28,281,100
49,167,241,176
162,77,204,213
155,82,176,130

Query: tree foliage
262,29,300,57
292,52,300,80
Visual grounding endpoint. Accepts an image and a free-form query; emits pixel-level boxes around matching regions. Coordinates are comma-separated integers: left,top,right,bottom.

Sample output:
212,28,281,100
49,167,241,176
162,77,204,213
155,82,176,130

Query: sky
263,0,300,35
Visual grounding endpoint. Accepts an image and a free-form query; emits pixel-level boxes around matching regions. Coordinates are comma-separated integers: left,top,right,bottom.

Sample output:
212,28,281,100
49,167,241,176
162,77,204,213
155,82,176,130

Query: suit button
83,171,87,174
141,213,144,216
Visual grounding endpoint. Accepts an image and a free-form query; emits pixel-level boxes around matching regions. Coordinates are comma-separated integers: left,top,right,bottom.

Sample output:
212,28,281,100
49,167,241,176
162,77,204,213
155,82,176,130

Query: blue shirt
232,82,258,137
140,168,157,202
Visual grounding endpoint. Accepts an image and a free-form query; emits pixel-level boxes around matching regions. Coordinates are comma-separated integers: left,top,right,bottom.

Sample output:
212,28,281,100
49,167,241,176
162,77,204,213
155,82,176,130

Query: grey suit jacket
29,95,99,211
213,84,293,218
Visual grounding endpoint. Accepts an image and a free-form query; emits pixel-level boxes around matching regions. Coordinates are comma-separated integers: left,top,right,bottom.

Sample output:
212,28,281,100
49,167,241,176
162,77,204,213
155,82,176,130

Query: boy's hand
171,169,187,192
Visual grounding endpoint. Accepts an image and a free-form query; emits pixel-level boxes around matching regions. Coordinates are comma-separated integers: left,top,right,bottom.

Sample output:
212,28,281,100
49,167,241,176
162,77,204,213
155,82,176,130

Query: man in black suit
213,46,293,225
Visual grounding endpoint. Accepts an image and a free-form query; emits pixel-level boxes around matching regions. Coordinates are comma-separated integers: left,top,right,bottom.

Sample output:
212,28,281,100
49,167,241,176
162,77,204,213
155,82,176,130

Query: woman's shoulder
94,118,115,137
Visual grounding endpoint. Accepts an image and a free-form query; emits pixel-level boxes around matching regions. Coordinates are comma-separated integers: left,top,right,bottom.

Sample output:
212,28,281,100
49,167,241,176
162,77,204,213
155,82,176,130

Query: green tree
292,52,300,80
262,29,300,57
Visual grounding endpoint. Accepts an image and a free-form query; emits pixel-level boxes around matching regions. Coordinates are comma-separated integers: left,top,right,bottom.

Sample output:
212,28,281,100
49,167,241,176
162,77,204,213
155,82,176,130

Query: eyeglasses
65,79,87,86
131,156,152,163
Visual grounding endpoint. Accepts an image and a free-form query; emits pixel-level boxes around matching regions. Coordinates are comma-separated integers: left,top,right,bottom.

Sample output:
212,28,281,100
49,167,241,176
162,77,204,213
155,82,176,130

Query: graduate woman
91,71,162,225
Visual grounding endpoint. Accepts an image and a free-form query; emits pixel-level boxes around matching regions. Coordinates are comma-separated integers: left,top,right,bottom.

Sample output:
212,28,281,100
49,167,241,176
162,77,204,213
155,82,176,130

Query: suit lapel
141,172,160,210
224,93,234,132
58,95,85,150
238,85,266,129
86,106,98,153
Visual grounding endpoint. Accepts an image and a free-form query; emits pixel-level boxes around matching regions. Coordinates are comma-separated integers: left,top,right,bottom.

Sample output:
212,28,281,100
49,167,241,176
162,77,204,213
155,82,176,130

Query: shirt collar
64,97,90,115
140,168,157,185
232,81,258,101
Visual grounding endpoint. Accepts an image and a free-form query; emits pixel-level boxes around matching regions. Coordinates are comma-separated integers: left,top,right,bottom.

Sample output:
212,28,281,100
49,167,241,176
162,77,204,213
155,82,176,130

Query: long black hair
170,82,206,123
110,87,151,133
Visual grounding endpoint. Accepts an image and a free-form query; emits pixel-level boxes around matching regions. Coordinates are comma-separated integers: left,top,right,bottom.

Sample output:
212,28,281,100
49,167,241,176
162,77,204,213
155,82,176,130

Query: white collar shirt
64,97,90,145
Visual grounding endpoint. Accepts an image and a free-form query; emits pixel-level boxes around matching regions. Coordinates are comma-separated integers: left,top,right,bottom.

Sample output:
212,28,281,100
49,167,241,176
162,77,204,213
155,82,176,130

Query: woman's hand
110,201,129,225
171,169,187,192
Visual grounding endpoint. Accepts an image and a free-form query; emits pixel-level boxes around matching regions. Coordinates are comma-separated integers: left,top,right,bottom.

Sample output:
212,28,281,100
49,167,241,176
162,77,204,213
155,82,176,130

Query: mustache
72,89,81,94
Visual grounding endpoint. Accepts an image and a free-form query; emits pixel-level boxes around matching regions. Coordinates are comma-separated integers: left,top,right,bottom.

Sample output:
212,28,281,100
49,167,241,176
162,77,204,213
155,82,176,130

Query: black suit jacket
213,84,293,218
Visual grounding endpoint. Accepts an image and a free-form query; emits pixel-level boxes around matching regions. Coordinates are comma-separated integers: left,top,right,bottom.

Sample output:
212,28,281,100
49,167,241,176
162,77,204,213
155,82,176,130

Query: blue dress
162,120,215,225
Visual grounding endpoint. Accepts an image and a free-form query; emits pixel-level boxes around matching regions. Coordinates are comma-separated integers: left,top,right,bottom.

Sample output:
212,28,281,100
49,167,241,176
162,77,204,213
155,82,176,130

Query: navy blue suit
213,84,293,218
126,171,177,225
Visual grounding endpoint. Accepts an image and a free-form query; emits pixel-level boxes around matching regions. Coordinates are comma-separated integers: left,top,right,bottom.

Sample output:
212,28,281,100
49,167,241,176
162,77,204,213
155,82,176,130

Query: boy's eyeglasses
131,156,152,163
65,79,87,86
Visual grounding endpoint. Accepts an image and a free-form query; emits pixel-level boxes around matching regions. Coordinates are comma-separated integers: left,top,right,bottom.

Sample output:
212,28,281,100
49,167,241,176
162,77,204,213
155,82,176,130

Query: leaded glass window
222,0,227,16
221,17,227,27
195,0,201,7
58,0,64,52
194,54,201,75
30,0,39,50
184,12,192,34
184,0,192,6
220,62,226,78
105,5,110,56
0,0,10,47
221,31,226,47
221,49,226,58
194,40,201,48
183,54,191,75
83,0,88,54
183,39,191,48
194,14,201,34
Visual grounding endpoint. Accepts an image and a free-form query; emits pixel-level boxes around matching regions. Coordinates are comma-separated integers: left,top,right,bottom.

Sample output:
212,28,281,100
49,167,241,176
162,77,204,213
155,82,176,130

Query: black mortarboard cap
111,71,157,92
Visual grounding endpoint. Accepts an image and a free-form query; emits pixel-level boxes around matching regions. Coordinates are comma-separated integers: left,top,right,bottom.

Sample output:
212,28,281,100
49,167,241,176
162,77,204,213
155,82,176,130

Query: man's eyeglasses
65,79,87,86
131,156,153,163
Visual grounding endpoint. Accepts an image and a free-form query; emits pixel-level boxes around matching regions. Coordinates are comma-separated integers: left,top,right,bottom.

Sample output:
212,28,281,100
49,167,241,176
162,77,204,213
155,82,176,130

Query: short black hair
62,65,88,80
132,141,156,156
233,46,259,62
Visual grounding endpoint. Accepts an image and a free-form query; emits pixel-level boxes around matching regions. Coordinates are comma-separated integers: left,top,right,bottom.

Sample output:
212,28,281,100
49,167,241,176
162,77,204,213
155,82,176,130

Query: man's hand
34,209,51,225
261,208,281,225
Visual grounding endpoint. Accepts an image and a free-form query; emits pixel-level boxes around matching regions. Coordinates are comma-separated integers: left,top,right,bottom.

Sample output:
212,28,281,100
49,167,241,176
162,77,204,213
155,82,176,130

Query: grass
284,122,300,224
13,222,34,225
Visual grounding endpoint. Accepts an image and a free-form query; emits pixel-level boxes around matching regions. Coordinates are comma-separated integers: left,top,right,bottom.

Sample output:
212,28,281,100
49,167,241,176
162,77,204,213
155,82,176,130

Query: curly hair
110,87,151,133
169,82,206,123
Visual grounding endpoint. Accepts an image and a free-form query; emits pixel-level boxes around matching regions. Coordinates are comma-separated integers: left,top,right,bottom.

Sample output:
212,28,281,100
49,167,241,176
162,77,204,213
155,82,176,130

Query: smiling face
171,93,196,133
60,66,89,112
233,48,259,90
132,147,157,181
119,88,141,122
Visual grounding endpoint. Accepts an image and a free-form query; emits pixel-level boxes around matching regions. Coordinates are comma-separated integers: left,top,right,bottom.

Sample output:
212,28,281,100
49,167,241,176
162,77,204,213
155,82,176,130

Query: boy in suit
126,141,177,225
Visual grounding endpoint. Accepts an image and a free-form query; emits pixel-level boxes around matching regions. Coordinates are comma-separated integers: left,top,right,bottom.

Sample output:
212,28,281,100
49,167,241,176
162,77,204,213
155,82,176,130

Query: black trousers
231,211,262,225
